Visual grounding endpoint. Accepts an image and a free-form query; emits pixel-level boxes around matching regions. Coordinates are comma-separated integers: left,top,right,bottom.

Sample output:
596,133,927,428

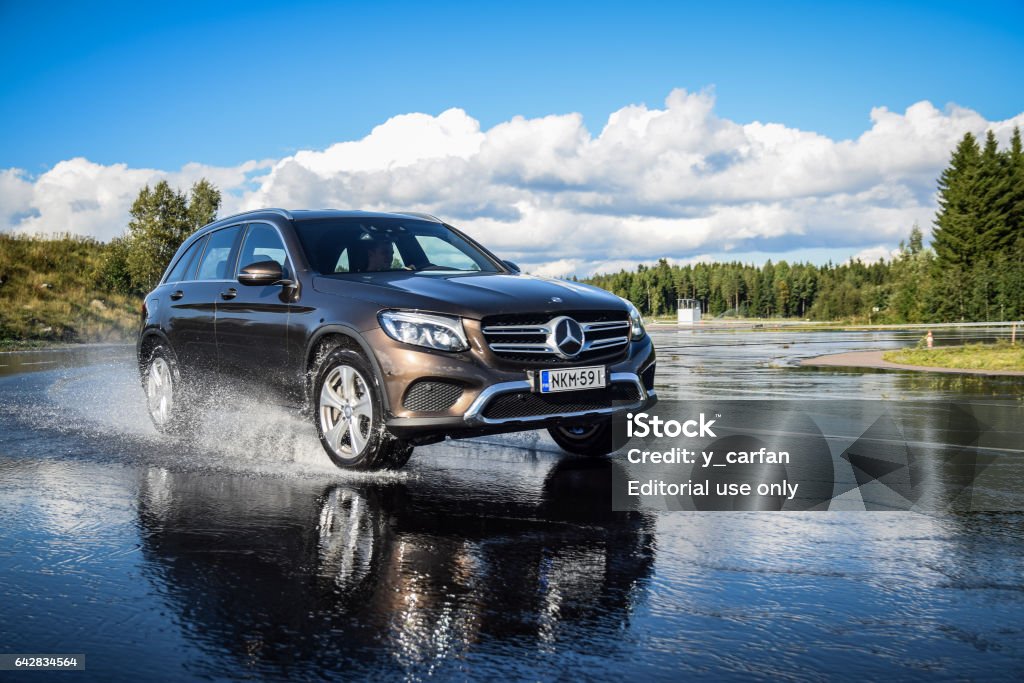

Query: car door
161,233,214,376
166,225,243,377
215,222,292,389
161,234,207,375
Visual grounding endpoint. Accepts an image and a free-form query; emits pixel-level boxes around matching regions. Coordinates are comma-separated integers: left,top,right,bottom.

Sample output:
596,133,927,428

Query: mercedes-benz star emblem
549,316,585,358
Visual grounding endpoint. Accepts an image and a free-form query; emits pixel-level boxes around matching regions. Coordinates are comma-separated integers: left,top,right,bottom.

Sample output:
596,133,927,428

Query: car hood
311,272,628,319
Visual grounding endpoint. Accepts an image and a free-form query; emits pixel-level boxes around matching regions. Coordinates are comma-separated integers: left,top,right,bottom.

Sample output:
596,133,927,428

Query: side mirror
502,259,521,273
238,260,292,286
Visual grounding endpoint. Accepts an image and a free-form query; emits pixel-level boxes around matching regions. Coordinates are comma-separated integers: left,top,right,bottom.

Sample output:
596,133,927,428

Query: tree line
583,128,1024,323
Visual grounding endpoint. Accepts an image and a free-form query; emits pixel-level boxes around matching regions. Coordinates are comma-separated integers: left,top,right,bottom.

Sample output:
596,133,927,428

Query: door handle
170,290,184,301
220,288,237,300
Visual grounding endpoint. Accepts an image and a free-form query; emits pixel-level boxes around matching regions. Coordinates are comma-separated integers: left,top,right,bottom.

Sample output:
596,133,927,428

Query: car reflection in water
136,458,656,678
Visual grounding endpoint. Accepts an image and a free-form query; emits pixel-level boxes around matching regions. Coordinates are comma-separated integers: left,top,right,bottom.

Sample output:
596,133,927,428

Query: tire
313,347,413,470
142,345,192,436
548,419,629,457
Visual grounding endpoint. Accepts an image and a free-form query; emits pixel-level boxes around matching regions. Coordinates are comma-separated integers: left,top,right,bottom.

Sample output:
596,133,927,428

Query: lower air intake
403,381,464,412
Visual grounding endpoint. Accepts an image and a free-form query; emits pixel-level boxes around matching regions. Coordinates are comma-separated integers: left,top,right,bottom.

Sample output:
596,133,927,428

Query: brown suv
137,209,657,469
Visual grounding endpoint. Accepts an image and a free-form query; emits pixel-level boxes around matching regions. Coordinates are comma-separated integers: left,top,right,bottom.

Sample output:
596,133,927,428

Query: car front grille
481,309,630,365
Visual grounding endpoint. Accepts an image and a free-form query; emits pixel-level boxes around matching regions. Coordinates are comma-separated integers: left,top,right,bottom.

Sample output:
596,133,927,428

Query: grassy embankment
0,233,139,349
884,341,1024,372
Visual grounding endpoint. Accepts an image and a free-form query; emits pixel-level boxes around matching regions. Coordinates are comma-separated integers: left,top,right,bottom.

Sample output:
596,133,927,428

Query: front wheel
313,347,413,470
548,419,628,457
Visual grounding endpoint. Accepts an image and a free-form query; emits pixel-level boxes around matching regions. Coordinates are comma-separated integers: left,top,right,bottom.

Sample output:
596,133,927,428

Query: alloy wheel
146,356,174,426
319,365,374,459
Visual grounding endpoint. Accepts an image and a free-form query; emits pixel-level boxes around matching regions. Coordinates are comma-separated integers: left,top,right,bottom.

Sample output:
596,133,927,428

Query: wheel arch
137,330,174,379
305,325,391,413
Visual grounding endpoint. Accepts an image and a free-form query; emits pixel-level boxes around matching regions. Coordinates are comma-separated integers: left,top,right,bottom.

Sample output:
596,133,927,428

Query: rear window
164,236,206,283
195,226,242,281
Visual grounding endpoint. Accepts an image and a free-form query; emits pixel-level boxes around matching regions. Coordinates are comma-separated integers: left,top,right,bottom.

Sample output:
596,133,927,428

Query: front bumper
462,371,652,427
366,323,657,441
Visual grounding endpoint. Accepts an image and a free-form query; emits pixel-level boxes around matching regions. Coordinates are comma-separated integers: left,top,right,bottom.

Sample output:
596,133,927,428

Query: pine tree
888,224,932,323
932,132,982,269
1008,127,1024,250
976,130,1013,253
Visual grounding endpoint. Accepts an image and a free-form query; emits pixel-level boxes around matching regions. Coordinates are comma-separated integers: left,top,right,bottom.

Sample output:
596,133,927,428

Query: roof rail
215,208,294,223
398,211,442,222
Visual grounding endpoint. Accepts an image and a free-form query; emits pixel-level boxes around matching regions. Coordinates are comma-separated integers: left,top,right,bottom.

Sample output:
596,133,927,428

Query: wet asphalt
1,327,1023,681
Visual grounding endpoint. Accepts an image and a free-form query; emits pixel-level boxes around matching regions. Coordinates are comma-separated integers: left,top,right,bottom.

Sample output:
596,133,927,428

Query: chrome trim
482,314,630,359
582,321,630,332
463,372,646,426
486,336,628,354
483,321,627,335
489,344,551,353
462,380,531,425
587,337,629,350
547,315,584,359
481,325,550,335
640,361,657,399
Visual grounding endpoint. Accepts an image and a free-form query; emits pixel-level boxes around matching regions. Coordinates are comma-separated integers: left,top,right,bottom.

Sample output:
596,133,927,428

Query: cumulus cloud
850,245,902,265
0,157,274,242
3,89,1022,275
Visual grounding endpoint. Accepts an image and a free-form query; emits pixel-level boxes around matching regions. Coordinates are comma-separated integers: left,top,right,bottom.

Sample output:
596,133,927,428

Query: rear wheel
143,345,192,436
314,347,413,470
548,419,628,457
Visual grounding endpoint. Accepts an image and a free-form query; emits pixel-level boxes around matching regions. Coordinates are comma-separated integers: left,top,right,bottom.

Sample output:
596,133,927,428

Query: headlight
378,310,469,352
623,299,646,340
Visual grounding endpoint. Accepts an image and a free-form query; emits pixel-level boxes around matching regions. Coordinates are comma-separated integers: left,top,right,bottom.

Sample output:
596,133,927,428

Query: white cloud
3,89,1022,275
0,168,34,226
0,157,274,242
850,245,901,265
9,158,160,241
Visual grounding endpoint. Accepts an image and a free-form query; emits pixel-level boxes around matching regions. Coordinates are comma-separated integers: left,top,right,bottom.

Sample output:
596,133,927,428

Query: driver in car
366,237,396,271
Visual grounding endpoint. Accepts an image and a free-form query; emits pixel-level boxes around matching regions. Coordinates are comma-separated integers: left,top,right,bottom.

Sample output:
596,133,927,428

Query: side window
195,226,242,281
334,249,350,273
164,236,206,283
237,223,289,275
415,235,480,271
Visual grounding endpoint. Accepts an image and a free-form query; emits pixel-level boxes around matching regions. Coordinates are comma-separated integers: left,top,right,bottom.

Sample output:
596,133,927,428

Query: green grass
884,341,1024,372
0,233,140,344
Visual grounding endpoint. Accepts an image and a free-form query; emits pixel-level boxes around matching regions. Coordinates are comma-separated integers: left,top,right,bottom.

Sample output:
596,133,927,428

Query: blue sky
2,0,1022,171
1,0,1022,274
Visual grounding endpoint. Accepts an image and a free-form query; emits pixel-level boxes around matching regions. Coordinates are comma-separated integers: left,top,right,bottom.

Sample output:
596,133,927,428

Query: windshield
293,217,501,275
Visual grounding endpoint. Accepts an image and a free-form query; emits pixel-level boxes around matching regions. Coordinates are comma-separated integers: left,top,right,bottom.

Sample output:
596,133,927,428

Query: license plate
537,366,607,393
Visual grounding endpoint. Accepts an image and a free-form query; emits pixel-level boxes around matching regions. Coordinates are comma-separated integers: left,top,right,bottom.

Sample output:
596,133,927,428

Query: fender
136,328,176,387
137,327,173,363
304,324,392,413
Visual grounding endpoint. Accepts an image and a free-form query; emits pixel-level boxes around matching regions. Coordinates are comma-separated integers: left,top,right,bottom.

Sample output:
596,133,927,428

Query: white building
677,298,701,324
